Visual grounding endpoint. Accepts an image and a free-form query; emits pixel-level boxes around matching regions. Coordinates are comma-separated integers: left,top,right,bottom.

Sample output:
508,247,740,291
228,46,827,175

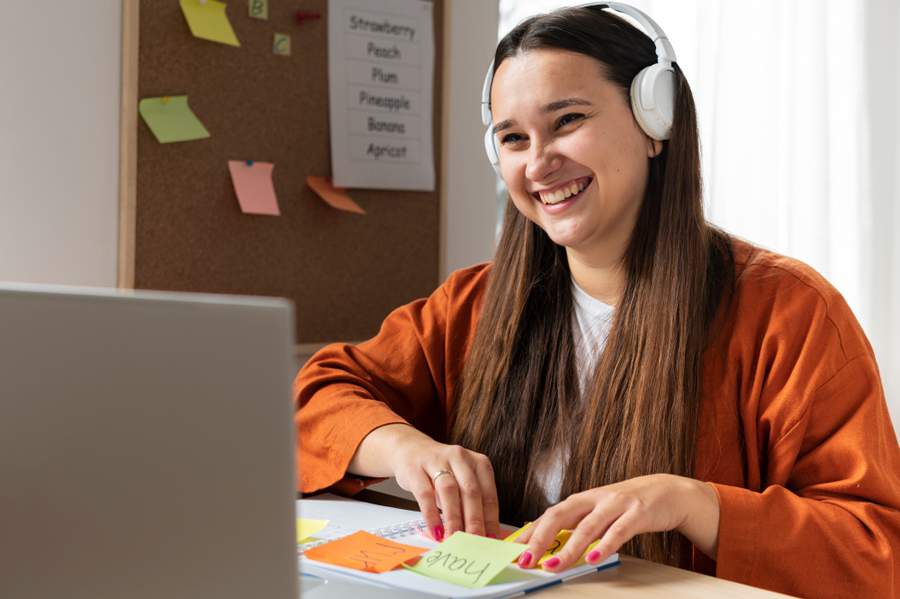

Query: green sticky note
138,96,210,144
248,0,268,20
273,33,291,56
296,518,329,543
406,532,527,589
180,0,240,47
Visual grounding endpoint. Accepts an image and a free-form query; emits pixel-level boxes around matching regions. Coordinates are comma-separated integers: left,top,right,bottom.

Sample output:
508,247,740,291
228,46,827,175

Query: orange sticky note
304,531,427,573
228,160,280,216
306,176,365,215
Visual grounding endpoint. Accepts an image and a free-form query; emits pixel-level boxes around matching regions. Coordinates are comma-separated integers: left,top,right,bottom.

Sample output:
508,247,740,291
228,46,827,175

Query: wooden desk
354,489,794,598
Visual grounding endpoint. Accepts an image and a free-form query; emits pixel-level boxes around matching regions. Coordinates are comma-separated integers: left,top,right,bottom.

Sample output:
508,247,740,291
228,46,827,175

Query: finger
514,522,535,544
406,468,444,542
448,456,486,536
432,467,464,538
471,453,501,538
586,508,642,565
544,504,622,571
520,499,590,569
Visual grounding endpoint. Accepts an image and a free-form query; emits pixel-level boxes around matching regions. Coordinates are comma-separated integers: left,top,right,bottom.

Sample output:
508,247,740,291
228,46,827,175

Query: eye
500,132,525,145
556,112,585,128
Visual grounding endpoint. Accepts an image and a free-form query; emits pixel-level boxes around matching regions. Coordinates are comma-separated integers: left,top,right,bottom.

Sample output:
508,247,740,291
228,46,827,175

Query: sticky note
228,161,280,216
248,0,268,20
273,33,291,56
504,524,599,565
138,96,210,144
305,531,427,573
297,518,329,543
180,0,240,47
306,176,365,215
405,532,526,589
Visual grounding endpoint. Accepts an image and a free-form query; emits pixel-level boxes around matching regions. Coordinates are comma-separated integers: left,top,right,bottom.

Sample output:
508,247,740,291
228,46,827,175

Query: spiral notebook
297,493,619,598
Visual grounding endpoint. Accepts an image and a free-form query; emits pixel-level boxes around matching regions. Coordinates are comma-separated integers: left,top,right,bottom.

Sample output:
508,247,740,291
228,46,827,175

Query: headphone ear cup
484,126,501,174
629,62,676,140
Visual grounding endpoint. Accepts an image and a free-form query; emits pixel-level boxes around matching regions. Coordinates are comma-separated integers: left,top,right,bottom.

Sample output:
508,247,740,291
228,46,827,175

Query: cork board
119,0,442,345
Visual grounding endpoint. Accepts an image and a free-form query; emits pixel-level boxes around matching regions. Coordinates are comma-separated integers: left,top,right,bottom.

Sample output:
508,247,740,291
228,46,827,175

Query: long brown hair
450,6,734,566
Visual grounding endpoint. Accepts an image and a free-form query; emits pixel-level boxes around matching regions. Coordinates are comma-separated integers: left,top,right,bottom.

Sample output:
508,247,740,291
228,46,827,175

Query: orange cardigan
294,239,900,598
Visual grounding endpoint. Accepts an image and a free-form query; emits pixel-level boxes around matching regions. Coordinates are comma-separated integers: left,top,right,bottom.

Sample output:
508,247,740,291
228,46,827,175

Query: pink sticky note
228,160,280,216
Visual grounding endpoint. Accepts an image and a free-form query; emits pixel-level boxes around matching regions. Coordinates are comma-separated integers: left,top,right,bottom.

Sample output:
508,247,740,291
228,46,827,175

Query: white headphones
481,1,677,173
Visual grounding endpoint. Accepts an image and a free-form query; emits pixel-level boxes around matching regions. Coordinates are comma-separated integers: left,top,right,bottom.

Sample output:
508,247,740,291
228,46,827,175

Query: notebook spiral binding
298,518,429,554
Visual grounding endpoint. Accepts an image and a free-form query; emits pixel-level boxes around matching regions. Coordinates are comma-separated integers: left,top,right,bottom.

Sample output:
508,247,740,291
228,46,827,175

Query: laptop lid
0,283,299,599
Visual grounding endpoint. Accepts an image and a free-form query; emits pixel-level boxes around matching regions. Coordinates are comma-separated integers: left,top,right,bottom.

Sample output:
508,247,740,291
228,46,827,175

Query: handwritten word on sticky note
504,524,599,565
406,532,526,588
248,0,268,20
228,160,280,216
139,96,210,144
180,0,240,46
297,518,329,543
305,531,427,573
306,176,365,214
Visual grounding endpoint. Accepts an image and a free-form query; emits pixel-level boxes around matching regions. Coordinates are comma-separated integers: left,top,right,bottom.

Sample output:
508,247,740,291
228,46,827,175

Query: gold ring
431,469,453,482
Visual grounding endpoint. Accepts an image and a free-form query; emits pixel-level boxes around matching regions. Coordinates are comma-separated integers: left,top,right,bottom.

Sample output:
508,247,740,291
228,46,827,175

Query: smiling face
490,49,661,266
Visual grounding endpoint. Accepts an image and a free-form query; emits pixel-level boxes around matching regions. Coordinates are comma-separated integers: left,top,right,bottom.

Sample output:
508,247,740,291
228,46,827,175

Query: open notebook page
297,494,618,599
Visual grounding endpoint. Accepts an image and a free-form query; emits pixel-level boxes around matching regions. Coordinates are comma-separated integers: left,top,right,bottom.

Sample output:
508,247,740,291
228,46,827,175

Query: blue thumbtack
246,160,254,167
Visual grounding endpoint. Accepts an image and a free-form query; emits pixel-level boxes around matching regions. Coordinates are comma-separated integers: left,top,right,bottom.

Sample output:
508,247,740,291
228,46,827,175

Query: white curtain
498,0,900,429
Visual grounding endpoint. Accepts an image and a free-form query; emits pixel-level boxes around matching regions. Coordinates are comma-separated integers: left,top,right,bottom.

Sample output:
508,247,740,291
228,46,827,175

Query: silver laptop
0,283,299,599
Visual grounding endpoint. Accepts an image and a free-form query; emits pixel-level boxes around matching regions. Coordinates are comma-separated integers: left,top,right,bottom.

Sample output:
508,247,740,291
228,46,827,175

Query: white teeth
539,179,589,204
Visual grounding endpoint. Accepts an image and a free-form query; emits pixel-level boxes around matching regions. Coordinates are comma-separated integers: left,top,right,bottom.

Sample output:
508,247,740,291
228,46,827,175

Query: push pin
295,10,322,25
245,159,254,167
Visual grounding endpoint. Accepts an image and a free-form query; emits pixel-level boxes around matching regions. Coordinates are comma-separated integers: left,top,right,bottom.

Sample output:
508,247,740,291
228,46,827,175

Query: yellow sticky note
138,96,210,144
273,33,291,56
248,0,268,20
503,524,600,565
297,518,329,543
406,532,526,589
228,160,280,216
180,0,240,47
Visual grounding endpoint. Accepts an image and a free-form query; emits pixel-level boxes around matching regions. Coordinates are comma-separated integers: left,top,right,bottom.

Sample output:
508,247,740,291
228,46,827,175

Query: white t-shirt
531,278,614,505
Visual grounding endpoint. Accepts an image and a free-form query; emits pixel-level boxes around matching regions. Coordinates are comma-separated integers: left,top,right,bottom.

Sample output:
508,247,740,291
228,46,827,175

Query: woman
295,5,899,597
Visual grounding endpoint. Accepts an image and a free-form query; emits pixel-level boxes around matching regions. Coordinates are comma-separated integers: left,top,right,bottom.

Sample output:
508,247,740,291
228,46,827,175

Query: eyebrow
491,97,593,135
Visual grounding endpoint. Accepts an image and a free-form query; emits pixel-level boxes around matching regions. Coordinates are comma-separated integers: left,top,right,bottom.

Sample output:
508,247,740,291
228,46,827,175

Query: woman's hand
515,474,720,571
350,424,501,541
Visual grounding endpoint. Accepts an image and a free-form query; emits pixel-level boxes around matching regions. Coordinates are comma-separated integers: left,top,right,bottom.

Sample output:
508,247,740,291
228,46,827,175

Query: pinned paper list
306,176,365,215
304,531,427,573
297,518,329,543
138,96,210,144
180,0,240,46
405,532,526,589
228,161,280,216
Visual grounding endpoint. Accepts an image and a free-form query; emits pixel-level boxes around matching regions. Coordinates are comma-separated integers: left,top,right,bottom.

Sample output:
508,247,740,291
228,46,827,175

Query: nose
524,140,562,182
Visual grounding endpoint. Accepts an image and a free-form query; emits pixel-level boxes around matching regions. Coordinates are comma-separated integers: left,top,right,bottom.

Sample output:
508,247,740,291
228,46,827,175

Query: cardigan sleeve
710,287,900,597
293,265,488,495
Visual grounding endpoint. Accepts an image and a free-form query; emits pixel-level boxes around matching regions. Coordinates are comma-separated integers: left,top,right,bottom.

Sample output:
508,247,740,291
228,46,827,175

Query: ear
647,137,663,158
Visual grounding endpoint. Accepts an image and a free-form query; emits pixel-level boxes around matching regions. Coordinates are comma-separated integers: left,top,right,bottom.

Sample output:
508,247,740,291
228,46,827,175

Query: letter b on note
249,0,268,20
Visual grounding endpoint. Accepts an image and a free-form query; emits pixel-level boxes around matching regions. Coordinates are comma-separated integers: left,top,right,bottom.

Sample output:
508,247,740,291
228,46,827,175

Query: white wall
865,0,900,431
0,1,121,287
440,0,501,278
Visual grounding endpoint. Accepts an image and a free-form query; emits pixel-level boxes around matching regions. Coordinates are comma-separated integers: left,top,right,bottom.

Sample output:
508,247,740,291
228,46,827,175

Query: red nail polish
544,556,561,569
433,525,444,541
487,533,497,539
586,550,601,563
518,551,532,567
